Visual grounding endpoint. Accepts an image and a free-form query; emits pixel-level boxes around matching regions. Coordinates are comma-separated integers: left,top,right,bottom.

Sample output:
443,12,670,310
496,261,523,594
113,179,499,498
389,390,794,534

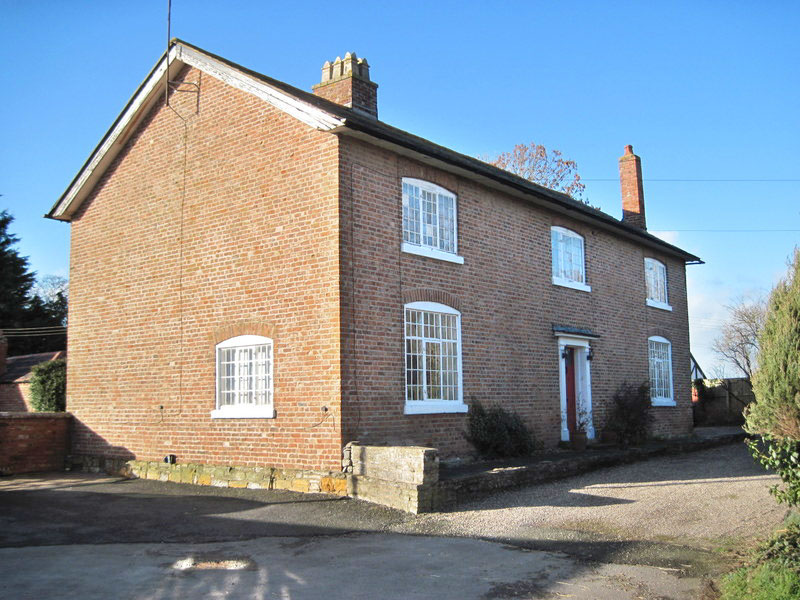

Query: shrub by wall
29,359,66,412
465,401,535,458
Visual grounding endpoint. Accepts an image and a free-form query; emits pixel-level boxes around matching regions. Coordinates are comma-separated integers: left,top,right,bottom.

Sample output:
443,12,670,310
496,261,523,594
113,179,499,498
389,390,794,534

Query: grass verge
720,560,800,600
717,517,800,600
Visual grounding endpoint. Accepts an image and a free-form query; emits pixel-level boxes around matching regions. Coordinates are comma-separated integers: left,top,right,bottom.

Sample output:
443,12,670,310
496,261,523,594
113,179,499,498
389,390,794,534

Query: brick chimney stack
619,144,646,229
312,52,378,119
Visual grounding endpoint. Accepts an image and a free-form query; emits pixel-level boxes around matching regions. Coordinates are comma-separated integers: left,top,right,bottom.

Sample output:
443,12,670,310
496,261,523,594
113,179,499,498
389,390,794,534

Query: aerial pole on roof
165,0,172,109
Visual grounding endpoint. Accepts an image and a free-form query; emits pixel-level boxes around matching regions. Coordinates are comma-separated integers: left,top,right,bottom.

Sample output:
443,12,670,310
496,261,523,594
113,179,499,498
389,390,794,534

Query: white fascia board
51,43,344,221
176,45,344,131
50,46,180,220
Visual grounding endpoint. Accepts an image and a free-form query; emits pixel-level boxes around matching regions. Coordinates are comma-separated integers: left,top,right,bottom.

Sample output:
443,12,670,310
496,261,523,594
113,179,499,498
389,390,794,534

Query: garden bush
747,436,800,507
606,381,651,446
760,522,800,571
29,358,66,412
745,249,800,506
465,401,535,458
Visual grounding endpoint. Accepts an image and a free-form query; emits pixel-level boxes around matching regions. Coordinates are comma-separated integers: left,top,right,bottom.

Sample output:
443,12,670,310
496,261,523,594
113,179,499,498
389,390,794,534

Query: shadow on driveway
0,475,407,547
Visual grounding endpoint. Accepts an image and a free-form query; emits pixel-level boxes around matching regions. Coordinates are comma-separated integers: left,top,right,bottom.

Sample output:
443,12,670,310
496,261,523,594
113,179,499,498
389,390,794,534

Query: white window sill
552,277,591,293
402,242,464,264
651,398,676,407
646,299,673,311
404,401,469,415
211,407,276,419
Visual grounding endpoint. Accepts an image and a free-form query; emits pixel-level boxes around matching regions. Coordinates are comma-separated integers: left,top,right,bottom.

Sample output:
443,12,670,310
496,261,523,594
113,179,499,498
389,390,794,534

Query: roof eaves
336,115,702,263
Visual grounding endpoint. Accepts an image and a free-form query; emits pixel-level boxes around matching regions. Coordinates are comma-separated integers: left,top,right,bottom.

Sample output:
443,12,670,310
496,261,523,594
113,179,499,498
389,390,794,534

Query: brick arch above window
209,319,277,346
401,288,462,312
647,328,673,341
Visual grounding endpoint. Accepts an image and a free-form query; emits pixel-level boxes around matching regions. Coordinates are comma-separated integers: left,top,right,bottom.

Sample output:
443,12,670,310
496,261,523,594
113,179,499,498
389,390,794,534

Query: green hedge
29,358,66,412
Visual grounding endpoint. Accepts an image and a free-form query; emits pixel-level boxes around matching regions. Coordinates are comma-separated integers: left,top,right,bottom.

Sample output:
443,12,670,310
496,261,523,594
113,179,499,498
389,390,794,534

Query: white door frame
556,335,595,442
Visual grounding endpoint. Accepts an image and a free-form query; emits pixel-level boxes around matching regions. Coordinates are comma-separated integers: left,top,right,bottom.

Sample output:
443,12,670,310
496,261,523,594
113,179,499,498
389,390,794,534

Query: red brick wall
66,63,693,469
339,138,693,455
312,76,378,118
0,413,71,474
67,65,343,471
0,383,32,411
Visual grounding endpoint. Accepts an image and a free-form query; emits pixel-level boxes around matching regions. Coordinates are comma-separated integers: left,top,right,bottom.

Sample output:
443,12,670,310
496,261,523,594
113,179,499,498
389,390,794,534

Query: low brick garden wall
0,412,71,475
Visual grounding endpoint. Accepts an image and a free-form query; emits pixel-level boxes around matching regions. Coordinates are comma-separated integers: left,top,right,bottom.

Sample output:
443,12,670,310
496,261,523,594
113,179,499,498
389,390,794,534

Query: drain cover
172,556,256,571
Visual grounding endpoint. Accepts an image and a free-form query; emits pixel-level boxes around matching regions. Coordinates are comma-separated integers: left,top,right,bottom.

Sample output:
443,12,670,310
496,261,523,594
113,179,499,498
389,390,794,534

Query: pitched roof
47,39,701,264
1,351,66,384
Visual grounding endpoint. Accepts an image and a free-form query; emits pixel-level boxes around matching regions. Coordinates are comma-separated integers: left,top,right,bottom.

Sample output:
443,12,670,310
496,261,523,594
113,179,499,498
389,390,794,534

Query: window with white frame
404,302,467,414
401,178,463,264
212,335,275,418
645,258,671,310
551,226,590,291
648,336,674,406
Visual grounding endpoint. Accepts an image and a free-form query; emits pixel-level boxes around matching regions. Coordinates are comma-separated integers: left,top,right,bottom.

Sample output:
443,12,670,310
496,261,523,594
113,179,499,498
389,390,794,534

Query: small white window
402,178,464,264
404,302,467,414
551,227,590,291
212,335,275,419
648,336,674,406
645,258,672,311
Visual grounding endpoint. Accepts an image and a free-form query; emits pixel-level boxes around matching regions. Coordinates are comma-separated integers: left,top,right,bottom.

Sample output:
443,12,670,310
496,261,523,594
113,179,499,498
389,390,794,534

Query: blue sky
1,1,798,373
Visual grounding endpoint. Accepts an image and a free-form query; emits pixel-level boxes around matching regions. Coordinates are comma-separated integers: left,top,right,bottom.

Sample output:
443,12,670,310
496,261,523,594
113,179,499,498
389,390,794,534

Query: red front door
565,347,577,434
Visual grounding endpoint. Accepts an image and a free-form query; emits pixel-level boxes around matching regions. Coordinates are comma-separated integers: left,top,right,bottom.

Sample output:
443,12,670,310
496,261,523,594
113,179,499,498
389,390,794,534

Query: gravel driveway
398,442,785,571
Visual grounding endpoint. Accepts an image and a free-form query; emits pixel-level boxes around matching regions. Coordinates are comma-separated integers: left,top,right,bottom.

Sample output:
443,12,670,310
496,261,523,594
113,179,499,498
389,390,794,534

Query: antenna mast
165,0,172,108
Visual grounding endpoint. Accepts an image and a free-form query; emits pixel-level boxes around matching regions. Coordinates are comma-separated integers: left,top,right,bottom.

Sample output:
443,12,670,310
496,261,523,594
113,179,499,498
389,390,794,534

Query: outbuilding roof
0,351,66,384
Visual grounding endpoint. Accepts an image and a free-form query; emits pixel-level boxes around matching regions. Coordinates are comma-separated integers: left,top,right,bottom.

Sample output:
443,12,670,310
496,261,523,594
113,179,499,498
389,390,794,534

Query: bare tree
32,274,69,304
487,142,586,201
712,296,766,380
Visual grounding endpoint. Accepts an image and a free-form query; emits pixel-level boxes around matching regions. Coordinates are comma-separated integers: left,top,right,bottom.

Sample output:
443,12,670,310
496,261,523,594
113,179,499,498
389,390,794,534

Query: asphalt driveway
0,442,784,599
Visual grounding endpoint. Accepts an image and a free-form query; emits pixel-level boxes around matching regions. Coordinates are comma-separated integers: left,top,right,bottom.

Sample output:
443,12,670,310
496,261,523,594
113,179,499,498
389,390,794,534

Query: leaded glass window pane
648,338,673,402
404,306,461,403
645,259,668,304
401,180,458,255
551,228,586,284
216,339,273,410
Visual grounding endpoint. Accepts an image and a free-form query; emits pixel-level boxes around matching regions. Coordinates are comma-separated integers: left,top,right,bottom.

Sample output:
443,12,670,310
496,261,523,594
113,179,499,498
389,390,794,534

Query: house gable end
48,41,344,222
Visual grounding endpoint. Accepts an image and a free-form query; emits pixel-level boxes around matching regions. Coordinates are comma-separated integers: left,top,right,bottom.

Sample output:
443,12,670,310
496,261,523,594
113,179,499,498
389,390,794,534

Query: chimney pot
312,52,378,119
619,144,647,229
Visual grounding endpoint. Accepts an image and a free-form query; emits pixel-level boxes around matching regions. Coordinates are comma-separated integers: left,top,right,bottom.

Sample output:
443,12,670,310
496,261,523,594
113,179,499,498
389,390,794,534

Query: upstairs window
404,302,467,414
648,336,674,406
551,226,590,291
401,178,463,264
645,258,672,310
212,335,275,419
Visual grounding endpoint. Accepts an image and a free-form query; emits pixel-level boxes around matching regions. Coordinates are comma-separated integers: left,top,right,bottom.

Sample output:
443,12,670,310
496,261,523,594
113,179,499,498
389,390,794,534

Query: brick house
47,40,700,475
